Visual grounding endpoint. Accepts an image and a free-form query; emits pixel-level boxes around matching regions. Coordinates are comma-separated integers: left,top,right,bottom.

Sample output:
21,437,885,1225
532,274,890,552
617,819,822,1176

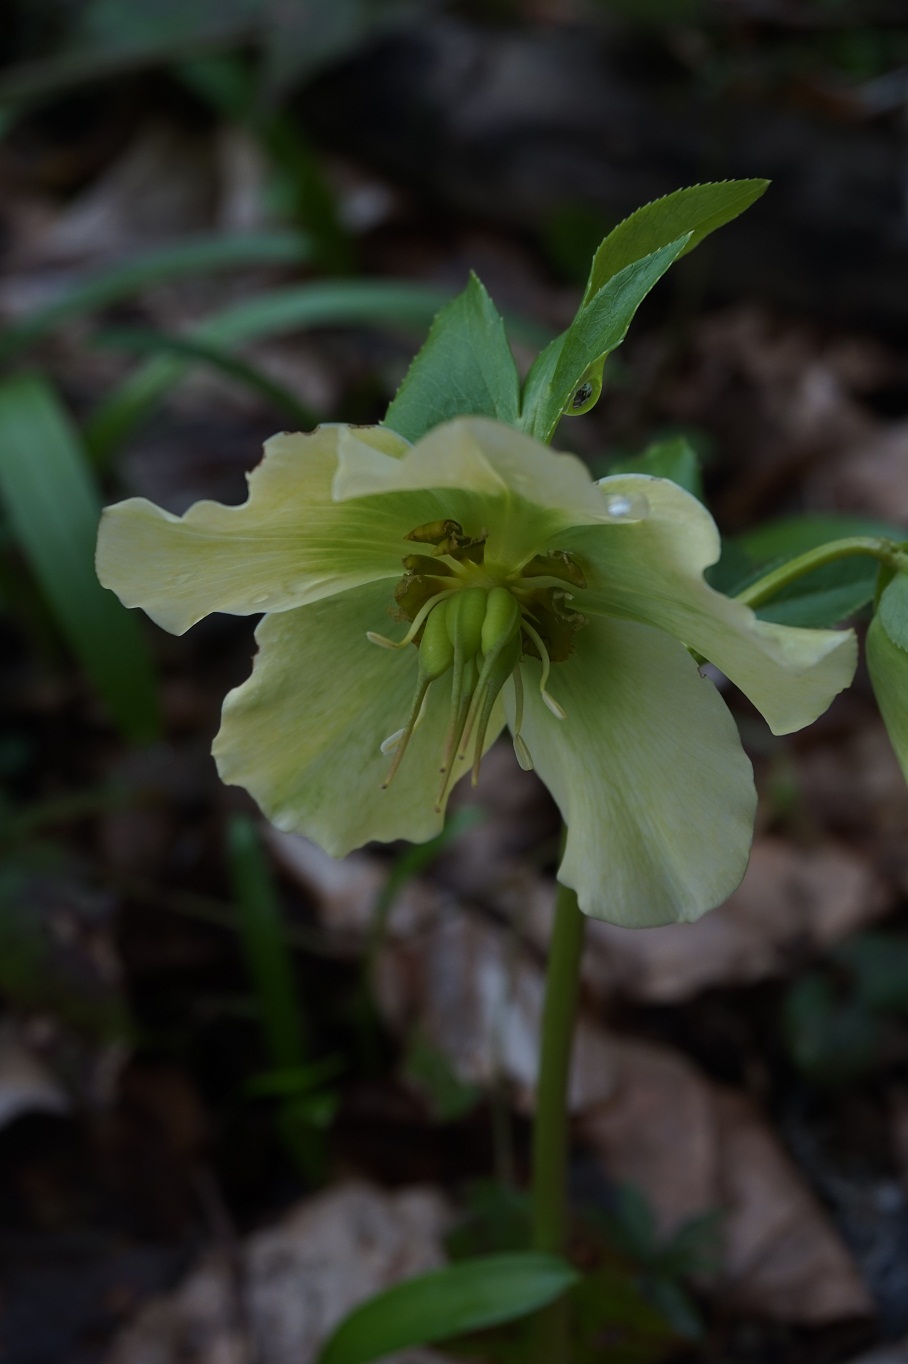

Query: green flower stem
736,537,903,612
530,874,586,1363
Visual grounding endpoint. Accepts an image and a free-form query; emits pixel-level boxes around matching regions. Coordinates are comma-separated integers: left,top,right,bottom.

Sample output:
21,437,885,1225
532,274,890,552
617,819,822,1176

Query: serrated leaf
608,436,703,501
879,571,908,652
520,236,690,442
0,374,158,742
316,1253,579,1364
384,273,521,442
582,179,769,305
867,612,908,787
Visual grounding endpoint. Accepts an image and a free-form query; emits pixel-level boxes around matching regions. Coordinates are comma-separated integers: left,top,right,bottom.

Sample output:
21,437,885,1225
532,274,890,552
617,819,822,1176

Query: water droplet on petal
604,491,649,522
250,592,269,604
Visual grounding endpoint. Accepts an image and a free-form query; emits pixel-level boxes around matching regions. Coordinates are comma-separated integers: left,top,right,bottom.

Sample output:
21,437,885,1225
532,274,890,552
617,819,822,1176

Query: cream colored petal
557,475,857,735
335,417,629,569
509,616,756,926
96,425,414,635
213,581,505,856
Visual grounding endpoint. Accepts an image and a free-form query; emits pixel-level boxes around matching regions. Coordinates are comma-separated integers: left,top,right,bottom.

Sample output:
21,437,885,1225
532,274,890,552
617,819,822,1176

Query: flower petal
557,475,857,735
213,580,505,855
96,425,413,635
509,616,756,926
336,417,621,569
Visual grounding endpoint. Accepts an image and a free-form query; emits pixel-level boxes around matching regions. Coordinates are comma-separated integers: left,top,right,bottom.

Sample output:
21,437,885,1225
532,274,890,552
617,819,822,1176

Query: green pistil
374,526,586,797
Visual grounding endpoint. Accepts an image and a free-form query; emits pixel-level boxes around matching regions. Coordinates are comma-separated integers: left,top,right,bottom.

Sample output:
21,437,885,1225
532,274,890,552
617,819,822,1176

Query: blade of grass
179,54,354,273
228,815,309,1070
0,231,312,365
98,327,319,427
84,279,452,462
0,374,159,742
85,281,550,464
227,814,329,1180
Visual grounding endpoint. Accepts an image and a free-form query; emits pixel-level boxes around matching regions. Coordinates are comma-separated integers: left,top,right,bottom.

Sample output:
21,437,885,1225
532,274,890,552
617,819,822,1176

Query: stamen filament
520,620,566,719
366,587,460,651
381,678,431,788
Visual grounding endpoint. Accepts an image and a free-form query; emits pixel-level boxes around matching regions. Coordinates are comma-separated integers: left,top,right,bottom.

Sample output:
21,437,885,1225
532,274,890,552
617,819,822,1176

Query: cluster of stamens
367,518,587,807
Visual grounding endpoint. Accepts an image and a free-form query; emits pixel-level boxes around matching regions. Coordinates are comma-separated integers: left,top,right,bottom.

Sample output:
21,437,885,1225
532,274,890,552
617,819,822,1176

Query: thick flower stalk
96,418,856,926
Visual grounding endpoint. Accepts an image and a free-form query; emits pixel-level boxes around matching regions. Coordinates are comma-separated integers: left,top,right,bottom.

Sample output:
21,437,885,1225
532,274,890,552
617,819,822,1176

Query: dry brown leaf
375,903,869,1323
712,1090,871,1321
843,1344,908,1364
375,908,617,1112
107,1182,459,1364
0,1023,70,1130
572,838,893,1004
579,1045,872,1324
812,420,908,525
264,830,439,942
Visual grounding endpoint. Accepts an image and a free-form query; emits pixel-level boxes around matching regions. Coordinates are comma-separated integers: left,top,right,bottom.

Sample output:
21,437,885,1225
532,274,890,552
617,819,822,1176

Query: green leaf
753,575,878,629
739,513,902,566
520,236,691,443
84,279,453,463
0,231,312,364
879,571,908,651
835,932,908,1013
0,374,159,742
718,514,905,628
227,815,308,1071
98,326,319,427
867,611,908,787
608,436,703,500
384,273,521,442
582,180,769,306
784,973,882,1082
316,1254,580,1364
401,1028,481,1122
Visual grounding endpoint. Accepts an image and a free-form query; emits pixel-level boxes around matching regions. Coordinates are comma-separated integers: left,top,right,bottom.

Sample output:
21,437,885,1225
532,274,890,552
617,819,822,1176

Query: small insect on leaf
563,364,602,417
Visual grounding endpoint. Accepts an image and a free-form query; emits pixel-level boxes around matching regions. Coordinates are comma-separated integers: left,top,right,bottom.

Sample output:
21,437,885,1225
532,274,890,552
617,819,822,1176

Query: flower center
367,519,588,804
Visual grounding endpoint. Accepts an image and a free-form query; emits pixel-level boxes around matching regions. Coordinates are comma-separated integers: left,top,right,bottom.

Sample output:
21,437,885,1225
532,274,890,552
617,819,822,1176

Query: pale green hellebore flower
96,417,856,927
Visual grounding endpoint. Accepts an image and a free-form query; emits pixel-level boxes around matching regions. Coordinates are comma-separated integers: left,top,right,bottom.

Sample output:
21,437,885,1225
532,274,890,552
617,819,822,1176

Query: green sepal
383,272,520,441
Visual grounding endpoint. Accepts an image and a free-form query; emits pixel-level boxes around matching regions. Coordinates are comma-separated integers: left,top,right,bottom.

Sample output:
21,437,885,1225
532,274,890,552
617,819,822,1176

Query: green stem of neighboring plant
736,537,904,612
530,876,586,1363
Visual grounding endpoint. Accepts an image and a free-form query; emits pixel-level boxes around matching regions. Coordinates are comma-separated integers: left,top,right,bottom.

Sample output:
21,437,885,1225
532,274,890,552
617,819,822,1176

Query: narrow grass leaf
227,815,308,1070
0,374,158,742
317,1253,580,1364
98,327,318,427
0,232,312,364
85,280,454,463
